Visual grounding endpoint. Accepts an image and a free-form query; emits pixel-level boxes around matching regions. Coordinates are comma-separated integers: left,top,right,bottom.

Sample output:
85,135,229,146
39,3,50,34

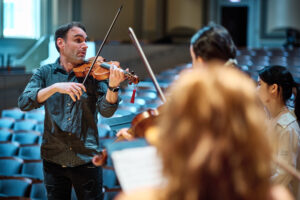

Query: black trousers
43,160,103,200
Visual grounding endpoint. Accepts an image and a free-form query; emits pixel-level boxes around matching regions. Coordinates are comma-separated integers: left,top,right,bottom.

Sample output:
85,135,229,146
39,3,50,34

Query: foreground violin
73,57,139,84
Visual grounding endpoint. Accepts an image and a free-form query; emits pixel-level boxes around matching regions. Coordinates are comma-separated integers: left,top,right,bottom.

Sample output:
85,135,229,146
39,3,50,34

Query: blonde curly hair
156,66,272,200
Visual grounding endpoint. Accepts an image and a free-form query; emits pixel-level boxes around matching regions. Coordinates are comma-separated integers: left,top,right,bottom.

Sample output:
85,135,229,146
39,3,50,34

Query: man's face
60,26,88,64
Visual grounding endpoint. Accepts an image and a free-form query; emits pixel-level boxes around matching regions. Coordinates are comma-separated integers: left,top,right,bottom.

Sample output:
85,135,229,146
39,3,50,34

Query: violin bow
128,27,167,103
82,5,123,85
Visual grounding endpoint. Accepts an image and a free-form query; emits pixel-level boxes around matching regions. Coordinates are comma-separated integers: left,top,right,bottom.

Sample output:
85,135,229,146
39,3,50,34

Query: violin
115,106,162,143
73,57,139,84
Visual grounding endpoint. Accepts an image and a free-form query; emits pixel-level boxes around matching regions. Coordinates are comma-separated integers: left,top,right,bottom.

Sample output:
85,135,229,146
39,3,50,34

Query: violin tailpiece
130,87,137,104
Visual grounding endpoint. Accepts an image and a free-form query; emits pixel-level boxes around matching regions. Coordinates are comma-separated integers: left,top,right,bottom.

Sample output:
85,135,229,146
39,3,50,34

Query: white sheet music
111,146,165,192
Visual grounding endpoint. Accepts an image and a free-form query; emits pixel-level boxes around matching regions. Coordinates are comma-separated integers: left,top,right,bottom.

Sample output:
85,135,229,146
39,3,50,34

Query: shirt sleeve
96,79,121,118
18,67,45,111
271,127,298,186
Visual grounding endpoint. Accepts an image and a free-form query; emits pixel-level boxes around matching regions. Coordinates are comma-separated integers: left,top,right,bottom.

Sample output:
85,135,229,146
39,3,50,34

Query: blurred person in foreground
116,66,293,200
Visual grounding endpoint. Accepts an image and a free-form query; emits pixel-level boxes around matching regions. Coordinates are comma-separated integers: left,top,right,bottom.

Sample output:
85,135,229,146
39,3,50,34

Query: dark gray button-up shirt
18,58,119,167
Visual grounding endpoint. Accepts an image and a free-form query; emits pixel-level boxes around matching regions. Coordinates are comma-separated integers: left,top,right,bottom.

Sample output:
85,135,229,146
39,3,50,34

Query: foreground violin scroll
114,107,161,143
73,57,139,84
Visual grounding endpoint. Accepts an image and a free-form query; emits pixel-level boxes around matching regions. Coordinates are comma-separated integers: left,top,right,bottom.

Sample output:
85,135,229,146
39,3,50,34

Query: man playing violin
18,22,125,200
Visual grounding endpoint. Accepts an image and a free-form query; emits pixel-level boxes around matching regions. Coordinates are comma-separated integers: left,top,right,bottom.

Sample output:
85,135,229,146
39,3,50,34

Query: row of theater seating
0,176,46,199
0,129,42,145
0,157,43,179
237,47,300,57
236,55,300,68
0,142,40,159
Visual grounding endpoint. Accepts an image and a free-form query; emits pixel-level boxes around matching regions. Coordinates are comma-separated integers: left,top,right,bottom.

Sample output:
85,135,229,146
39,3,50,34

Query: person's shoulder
34,62,57,75
277,111,297,129
40,61,57,70
269,185,294,200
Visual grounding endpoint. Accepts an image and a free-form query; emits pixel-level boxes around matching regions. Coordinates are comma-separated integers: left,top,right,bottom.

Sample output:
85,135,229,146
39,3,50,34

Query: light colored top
271,111,300,195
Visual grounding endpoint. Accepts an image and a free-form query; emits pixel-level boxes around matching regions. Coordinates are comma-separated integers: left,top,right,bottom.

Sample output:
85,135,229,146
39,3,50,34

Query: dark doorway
221,6,248,47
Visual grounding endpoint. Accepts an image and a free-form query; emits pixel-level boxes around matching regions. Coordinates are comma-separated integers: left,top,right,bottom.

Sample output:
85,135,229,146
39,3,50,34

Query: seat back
13,119,38,131
18,144,41,160
12,131,40,145
0,142,19,157
0,128,13,141
103,167,118,188
24,110,45,122
0,176,32,197
22,160,43,180
1,108,24,120
0,157,23,176
30,180,47,200
0,117,15,129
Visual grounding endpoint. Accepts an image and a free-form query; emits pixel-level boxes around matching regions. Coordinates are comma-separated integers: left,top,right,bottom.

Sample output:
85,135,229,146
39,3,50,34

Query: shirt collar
53,57,67,74
277,111,297,128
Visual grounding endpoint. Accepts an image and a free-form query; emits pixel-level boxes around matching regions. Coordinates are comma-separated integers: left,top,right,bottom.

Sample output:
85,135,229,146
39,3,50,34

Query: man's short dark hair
54,22,86,52
190,24,237,62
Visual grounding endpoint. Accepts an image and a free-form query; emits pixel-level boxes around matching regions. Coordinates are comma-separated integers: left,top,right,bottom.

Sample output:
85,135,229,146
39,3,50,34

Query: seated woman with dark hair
257,65,300,197
116,66,293,200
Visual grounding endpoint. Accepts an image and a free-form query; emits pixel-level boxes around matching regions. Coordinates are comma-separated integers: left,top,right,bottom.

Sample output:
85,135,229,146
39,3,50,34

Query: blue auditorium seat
103,187,120,200
269,48,288,57
136,91,158,103
13,119,38,131
0,128,13,141
35,122,44,134
288,57,300,66
144,103,162,110
118,103,140,113
21,160,44,180
101,113,136,131
18,144,41,160
11,131,40,145
0,176,32,197
120,96,146,108
97,123,112,138
30,180,47,200
1,108,24,120
103,167,118,188
0,142,19,157
0,117,15,129
24,110,45,123
0,157,23,176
